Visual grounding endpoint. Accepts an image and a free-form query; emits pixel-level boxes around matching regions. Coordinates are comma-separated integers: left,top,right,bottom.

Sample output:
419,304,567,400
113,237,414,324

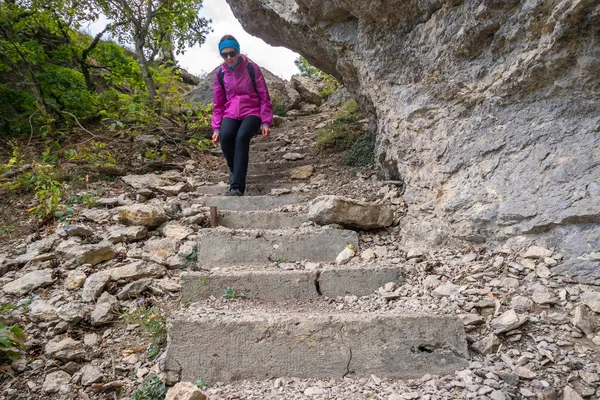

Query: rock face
226,0,600,257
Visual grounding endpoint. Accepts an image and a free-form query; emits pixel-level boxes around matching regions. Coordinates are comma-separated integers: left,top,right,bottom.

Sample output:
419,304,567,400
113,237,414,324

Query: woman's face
220,47,240,67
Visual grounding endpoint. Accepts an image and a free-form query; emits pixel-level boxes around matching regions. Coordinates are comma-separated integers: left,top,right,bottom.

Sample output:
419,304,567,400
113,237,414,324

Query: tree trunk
134,36,157,103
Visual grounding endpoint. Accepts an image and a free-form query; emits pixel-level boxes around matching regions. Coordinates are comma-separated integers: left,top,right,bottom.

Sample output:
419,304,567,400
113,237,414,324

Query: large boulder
227,0,600,259
184,64,301,113
308,195,395,230
291,75,322,105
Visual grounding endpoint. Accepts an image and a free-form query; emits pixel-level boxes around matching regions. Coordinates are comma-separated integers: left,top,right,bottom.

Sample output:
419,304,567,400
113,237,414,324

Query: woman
212,35,274,196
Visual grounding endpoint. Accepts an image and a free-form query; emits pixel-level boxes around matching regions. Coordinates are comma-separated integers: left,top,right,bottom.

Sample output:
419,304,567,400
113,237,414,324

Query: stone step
194,228,359,268
193,194,304,211
180,266,403,303
195,182,298,196
217,210,307,229
165,305,469,382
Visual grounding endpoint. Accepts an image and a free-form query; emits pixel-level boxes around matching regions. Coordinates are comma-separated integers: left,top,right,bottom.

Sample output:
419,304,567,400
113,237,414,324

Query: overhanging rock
226,0,600,257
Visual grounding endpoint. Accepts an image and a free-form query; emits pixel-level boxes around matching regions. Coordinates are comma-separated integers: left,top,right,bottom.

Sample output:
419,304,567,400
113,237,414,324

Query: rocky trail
0,108,599,400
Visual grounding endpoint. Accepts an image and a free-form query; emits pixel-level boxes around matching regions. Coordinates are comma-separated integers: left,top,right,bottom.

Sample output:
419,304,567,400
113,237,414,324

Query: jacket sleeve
253,64,274,127
212,68,226,132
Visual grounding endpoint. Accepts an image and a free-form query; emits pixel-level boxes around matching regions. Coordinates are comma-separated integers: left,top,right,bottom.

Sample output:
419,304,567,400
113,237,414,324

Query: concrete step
250,141,282,152
208,171,294,184
165,305,469,382
252,151,294,163
247,160,311,175
193,194,304,211
195,228,359,268
195,182,298,196
181,266,403,303
217,210,307,229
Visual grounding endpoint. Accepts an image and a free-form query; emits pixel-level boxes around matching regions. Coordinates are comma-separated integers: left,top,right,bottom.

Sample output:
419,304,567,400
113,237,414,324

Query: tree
294,56,321,79
95,0,211,104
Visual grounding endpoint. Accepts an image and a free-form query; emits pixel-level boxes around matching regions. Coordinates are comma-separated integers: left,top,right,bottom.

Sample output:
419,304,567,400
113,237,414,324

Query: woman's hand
261,125,270,138
212,132,220,143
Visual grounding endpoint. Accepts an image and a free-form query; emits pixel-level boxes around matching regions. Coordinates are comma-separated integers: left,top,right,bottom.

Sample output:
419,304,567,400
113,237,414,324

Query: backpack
218,62,258,95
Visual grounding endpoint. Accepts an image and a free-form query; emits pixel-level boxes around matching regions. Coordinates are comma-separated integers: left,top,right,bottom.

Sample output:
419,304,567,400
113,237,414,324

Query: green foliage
54,206,74,222
271,98,288,117
294,56,339,99
2,163,64,220
195,377,207,390
276,256,286,264
71,141,117,167
67,192,98,208
0,303,19,315
0,323,26,364
0,0,210,138
294,57,321,79
123,305,167,361
343,132,375,167
314,100,365,154
38,65,98,119
91,41,145,90
186,103,215,152
179,244,198,269
223,287,245,300
132,376,167,400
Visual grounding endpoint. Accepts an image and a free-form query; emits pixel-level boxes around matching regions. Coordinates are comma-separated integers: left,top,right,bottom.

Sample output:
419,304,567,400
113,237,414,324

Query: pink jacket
212,55,274,132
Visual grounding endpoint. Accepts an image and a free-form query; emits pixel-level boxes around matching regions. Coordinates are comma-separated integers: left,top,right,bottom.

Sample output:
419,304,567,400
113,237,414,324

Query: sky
85,0,300,80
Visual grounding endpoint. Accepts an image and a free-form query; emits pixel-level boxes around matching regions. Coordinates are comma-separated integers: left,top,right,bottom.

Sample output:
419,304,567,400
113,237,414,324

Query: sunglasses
220,50,239,59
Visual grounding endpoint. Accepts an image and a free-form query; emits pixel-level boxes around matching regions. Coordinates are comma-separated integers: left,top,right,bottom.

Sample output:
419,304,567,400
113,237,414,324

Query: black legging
219,116,262,193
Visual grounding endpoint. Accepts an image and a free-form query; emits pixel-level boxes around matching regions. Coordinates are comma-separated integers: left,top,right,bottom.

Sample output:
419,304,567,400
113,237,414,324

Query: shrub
132,376,166,400
343,132,375,167
123,305,167,361
0,323,26,364
314,100,364,154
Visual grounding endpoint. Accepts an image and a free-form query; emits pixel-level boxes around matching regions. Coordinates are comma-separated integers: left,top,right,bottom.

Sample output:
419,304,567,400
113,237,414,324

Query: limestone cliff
227,0,600,256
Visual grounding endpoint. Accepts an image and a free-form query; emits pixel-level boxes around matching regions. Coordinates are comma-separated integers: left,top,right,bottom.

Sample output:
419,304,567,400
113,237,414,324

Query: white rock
580,290,600,313
562,386,584,400
81,273,110,302
535,264,552,278
336,246,356,265
522,246,553,259
531,286,559,305
304,387,328,396
510,296,533,313
80,364,104,386
161,223,194,240
490,310,527,333
2,269,54,295
360,248,377,260
42,371,71,393
513,366,536,379
283,152,305,161
433,282,466,297
165,381,207,400
45,337,87,361
99,260,166,281
29,299,59,322
64,270,87,290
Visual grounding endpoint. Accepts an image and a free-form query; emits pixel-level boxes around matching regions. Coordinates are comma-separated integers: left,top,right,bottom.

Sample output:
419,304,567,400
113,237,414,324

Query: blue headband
219,40,240,52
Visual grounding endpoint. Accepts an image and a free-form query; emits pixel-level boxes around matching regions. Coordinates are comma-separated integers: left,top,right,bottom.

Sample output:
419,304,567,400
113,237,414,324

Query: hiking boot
227,189,243,196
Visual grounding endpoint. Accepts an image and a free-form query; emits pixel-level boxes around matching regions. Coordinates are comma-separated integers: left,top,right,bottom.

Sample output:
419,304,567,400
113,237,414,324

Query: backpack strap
218,68,225,93
247,62,258,94
217,63,258,95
